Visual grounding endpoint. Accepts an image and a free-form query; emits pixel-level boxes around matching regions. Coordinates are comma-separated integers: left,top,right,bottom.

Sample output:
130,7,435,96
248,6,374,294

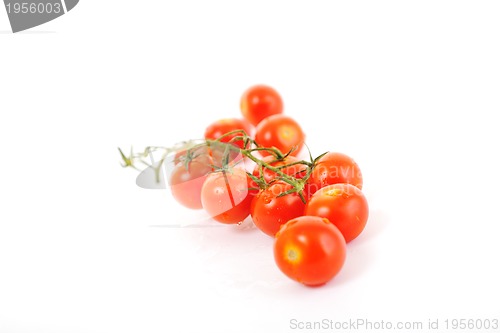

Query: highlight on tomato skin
305,183,369,243
254,114,305,157
273,216,347,286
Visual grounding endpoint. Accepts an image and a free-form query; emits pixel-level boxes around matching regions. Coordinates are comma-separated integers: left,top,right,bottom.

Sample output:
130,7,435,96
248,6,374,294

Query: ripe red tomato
254,115,305,157
172,145,210,165
240,85,284,126
201,168,256,224
205,141,243,168
204,119,252,167
250,155,307,186
305,183,369,243
308,152,363,195
204,118,252,149
250,182,306,237
274,216,346,286
169,154,213,210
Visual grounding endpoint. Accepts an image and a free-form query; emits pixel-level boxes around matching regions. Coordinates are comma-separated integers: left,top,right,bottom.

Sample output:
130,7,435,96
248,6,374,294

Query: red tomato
274,216,346,286
308,152,363,195
169,154,213,210
201,168,256,224
250,182,306,237
240,85,284,126
204,118,252,149
205,141,241,168
204,119,252,167
172,145,210,165
305,183,369,243
252,155,306,183
254,115,305,157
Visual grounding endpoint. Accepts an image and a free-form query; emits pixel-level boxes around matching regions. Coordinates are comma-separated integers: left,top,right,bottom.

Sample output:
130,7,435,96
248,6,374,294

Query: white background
1,1,500,332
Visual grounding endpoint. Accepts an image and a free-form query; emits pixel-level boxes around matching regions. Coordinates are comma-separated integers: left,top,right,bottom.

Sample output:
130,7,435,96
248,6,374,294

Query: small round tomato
172,145,210,165
254,115,305,157
250,182,306,237
201,168,256,224
274,216,346,286
169,154,213,210
305,183,369,243
240,85,284,126
206,140,245,168
308,152,363,195
204,118,252,149
251,155,307,185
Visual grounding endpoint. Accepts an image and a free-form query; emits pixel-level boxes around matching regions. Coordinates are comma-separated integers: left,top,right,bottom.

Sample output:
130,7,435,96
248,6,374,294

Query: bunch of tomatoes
121,85,369,287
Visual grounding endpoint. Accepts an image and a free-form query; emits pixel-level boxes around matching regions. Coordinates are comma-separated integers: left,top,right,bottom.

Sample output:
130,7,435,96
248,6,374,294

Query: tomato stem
118,130,326,201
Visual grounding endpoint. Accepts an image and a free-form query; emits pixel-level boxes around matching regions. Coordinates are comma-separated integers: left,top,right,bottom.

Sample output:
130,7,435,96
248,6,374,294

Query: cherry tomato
240,85,284,126
274,216,346,286
172,145,210,165
204,119,251,167
206,140,246,168
250,182,306,237
169,154,213,210
204,118,252,149
251,155,307,184
201,168,256,224
254,115,305,157
308,152,363,195
305,183,369,243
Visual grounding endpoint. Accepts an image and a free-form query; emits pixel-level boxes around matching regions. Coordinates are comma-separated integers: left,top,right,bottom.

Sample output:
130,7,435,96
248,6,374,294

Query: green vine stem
119,130,326,203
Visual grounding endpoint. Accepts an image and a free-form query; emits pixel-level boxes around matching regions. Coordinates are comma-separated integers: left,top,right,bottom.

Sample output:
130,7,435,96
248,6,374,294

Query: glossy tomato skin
240,85,284,126
305,183,369,243
201,169,256,224
250,182,306,237
274,216,346,286
308,152,363,195
254,115,305,157
204,118,252,149
169,154,213,210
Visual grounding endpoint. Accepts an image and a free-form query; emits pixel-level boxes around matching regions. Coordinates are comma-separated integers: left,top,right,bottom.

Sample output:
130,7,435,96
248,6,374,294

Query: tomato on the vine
240,85,283,126
308,152,363,195
201,168,256,224
274,216,346,286
204,118,252,149
172,145,209,165
254,115,305,157
204,119,251,167
250,182,306,237
305,183,369,243
250,155,307,187
169,153,213,210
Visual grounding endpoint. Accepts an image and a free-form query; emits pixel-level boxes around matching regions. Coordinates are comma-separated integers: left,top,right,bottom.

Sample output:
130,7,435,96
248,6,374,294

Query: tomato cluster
122,85,370,287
